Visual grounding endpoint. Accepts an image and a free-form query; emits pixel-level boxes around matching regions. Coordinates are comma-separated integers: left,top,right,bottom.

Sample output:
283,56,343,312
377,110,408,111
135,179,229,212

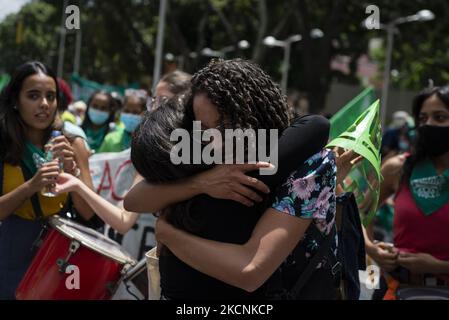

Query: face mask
120,113,142,133
418,125,449,157
398,140,409,152
88,108,110,126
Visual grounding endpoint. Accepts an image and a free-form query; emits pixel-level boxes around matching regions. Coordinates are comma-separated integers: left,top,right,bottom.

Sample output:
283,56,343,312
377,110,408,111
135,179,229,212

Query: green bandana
410,158,449,216
86,126,107,153
97,127,132,153
23,141,46,176
121,130,132,150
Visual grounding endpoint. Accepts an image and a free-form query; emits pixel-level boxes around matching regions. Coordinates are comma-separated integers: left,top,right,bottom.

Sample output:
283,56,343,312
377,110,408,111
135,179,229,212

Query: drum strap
19,161,44,220
0,161,3,196
58,193,73,216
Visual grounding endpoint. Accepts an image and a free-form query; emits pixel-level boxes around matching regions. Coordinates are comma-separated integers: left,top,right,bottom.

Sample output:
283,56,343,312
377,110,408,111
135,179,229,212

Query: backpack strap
335,191,366,300
288,224,338,299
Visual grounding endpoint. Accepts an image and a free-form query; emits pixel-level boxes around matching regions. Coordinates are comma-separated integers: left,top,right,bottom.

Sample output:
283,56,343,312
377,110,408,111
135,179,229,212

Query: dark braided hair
186,59,291,133
131,60,292,235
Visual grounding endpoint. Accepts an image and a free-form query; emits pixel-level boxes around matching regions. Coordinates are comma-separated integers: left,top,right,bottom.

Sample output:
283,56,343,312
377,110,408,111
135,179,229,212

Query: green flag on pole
327,99,383,226
329,87,377,140
0,74,10,91
70,73,139,102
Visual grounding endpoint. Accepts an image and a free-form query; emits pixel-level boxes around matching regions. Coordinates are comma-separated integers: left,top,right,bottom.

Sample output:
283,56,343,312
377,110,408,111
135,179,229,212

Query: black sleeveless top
160,115,330,300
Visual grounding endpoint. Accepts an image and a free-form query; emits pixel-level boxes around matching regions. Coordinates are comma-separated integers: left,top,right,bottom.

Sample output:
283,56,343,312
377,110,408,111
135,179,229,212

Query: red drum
16,216,136,300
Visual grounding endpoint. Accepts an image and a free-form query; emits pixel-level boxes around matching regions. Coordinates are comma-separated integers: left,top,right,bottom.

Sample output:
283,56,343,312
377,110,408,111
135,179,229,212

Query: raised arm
256,115,330,188
156,208,310,292
50,135,95,221
54,172,139,234
123,177,202,213
124,163,271,213
124,115,329,213
156,150,335,292
69,137,96,221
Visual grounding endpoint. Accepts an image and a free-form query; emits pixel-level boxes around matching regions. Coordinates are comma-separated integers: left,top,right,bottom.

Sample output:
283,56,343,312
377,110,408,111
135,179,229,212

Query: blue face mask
120,113,142,133
88,108,110,125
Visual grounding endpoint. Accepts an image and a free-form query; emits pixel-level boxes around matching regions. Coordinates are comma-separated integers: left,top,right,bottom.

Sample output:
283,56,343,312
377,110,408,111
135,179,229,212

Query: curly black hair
185,59,291,133
131,59,292,234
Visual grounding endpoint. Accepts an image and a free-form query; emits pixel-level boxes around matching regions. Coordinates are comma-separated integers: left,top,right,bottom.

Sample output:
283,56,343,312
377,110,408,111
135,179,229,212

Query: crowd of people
0,58,448,300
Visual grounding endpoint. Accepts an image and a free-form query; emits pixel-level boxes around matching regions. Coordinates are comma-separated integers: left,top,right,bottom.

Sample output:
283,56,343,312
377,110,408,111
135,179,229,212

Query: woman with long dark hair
0,61,94,299
365,86,449,299
126,59,334,299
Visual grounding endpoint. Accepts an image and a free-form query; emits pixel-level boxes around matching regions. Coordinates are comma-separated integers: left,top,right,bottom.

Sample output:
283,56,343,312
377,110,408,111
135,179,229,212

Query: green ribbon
121,130,132,150
86,126,108,153
23,141,46,176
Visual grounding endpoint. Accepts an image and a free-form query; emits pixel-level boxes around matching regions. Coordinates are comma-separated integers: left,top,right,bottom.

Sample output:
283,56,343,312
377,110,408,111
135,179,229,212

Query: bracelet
68,165,81,178
73,167,81,178
67,159,81,178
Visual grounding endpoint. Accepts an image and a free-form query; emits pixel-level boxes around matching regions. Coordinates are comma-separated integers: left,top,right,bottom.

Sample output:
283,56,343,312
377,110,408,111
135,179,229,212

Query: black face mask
418,125,449,157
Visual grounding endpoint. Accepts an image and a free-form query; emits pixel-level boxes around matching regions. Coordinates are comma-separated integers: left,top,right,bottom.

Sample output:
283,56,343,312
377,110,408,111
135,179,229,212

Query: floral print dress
272,149,338,269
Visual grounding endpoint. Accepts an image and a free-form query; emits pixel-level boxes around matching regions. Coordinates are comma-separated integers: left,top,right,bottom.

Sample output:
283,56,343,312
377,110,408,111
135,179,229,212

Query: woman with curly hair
125,59,332,299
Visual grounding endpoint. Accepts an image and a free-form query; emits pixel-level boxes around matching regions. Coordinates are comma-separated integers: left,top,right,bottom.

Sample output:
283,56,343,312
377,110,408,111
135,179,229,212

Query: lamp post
152,0,168,93
220,40,250,56
57,0,69,78
377,10,434,128
201,40,251,58
263,34,300,94
263,29,323,94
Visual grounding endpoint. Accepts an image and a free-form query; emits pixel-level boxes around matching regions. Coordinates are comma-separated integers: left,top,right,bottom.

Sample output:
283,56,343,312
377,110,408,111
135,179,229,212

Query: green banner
329,87,377,140
70,73,139,102
0,74,10,91
327,100,382,226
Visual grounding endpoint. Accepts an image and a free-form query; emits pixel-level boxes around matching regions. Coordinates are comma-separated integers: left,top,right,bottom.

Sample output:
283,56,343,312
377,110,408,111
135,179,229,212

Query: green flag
327,100,382,226
71,73,139,102
330,87,377,140
0,74,10,91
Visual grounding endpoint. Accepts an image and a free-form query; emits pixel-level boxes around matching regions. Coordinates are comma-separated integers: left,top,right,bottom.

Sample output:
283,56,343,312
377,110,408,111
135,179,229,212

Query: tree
1,0,448,112
0,2,59,74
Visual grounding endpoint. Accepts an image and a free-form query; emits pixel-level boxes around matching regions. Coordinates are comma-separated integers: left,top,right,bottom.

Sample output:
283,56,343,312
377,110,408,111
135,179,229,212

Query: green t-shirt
85,125,108,153
98,126,132,153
